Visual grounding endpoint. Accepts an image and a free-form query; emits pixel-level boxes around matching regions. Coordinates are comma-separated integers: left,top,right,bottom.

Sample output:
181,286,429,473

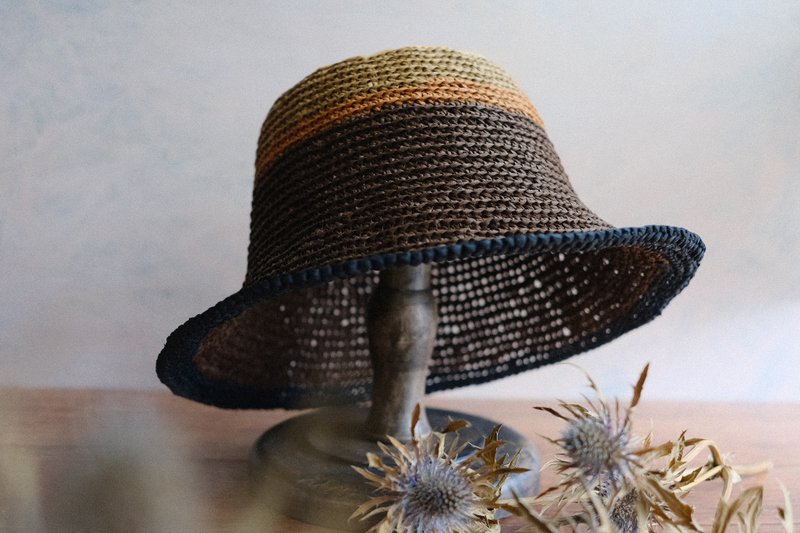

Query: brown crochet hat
157,46,704,409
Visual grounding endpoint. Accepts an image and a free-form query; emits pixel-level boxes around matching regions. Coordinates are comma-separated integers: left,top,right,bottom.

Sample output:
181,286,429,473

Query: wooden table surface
1,389,797,532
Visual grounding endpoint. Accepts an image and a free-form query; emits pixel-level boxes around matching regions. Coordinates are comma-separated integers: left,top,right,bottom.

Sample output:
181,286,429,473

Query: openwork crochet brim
157,47,704,409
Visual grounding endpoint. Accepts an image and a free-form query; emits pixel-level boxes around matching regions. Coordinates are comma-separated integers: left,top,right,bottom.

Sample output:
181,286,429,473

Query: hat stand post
364,263,436,440
250,264,540,531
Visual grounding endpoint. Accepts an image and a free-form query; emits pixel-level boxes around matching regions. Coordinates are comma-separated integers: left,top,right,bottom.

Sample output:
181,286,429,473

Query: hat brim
157,225,703,409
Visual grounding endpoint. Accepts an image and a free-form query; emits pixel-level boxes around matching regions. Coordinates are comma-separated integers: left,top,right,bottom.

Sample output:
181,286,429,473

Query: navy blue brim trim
156,225,704,409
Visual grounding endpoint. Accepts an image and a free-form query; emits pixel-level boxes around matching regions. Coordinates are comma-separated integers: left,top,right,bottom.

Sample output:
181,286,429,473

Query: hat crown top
254,46,543,183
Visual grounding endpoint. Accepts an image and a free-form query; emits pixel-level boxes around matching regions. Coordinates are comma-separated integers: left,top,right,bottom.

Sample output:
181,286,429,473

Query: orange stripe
255,78,544,182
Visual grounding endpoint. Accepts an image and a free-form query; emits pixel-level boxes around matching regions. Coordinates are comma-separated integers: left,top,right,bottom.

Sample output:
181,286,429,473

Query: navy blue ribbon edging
156,225,705,409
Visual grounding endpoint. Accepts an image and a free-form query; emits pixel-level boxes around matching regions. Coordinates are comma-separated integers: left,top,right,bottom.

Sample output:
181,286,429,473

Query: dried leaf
635,496,650,533
349,495,396,521
351,465,384,485
778,482,794,533
712,486,763,533
366,452,384,469
441,419,470,434
630,363,649,409
737,485,763,533
567,362,601,395
642,464,699,529
562,402,591,419
533,406,570,421
410,403,420,442
507,492,559,533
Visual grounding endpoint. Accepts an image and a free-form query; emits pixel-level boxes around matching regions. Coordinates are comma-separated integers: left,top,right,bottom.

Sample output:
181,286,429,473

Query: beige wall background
1,1,798,401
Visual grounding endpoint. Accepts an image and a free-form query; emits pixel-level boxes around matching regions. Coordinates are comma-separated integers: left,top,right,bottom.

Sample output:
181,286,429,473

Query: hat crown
255,46,542,182
246,46,607,284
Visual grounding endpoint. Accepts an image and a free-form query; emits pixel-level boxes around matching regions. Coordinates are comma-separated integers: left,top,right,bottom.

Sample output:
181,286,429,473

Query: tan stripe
257,47,526,159
255,78,544,181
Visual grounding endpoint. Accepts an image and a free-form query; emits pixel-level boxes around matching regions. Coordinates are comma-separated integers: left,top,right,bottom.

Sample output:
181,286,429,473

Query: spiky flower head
534,364,645,493
352,406,523,533
402,455,474,528
608,488,639,533
561,412,631,482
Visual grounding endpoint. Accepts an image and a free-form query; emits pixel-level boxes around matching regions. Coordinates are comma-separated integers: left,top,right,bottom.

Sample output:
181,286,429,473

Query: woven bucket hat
157,46,704,409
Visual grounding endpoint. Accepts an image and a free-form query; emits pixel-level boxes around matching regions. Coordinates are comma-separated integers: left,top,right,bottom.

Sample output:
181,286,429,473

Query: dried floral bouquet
353,365,793,533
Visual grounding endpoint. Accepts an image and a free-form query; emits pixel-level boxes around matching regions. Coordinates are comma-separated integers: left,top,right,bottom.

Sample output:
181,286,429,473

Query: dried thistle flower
536,363,645,493
560,412,631,484
506,364,782,532
525,363,709,530
352,405,524,533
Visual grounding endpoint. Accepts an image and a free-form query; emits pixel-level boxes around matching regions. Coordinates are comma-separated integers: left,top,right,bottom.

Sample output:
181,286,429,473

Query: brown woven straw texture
157,46,704,409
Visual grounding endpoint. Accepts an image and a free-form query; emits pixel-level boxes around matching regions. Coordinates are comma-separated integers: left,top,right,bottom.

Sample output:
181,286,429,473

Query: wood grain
1,389,797,532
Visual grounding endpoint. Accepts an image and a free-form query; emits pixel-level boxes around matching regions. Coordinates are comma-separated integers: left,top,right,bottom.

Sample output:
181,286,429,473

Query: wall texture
1,1,798,400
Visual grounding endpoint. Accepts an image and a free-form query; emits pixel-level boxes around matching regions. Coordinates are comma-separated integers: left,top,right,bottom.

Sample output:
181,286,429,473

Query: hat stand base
250,404,540,532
